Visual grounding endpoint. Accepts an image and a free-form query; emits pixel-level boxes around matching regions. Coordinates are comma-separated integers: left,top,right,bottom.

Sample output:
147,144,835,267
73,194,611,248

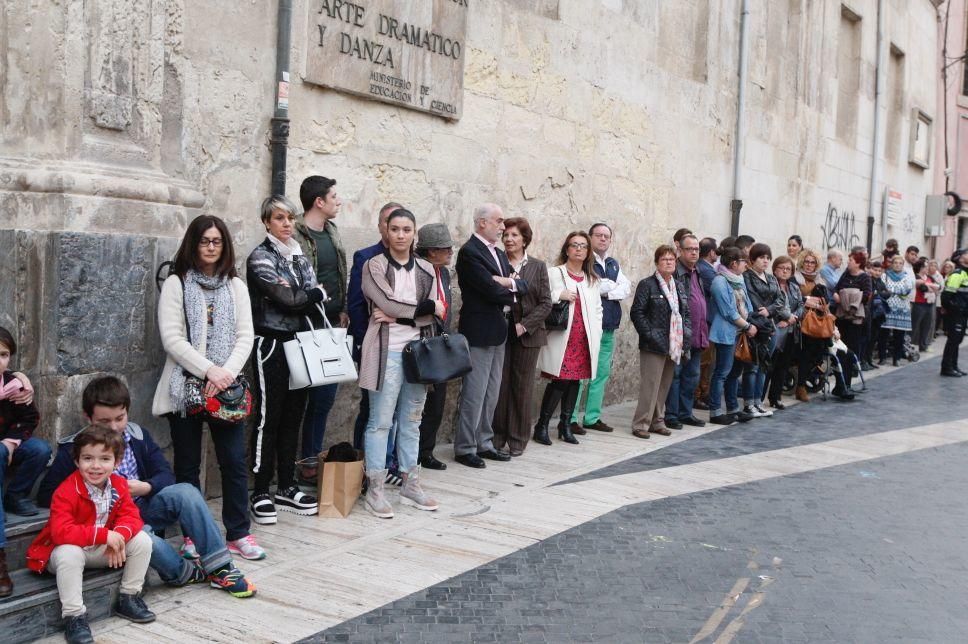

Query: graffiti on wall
820,202,861,251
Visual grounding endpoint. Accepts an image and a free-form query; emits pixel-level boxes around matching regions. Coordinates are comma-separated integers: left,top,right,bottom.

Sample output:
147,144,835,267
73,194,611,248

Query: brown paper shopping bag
317,448,364,518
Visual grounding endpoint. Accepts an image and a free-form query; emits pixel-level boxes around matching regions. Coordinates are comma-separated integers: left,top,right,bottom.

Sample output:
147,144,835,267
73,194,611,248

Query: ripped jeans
364,351,427,473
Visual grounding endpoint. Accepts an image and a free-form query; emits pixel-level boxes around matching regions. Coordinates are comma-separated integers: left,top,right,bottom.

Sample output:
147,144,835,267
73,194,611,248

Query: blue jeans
139,482,232,583
364,352,426,473
708,341,736,417
742,333,778,404
0,437,51,548
665,349,703,422
301,383,338,460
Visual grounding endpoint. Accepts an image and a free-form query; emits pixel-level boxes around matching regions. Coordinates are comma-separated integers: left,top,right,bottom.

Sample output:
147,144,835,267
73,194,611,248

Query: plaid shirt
114,431,139,481
83,478,117,528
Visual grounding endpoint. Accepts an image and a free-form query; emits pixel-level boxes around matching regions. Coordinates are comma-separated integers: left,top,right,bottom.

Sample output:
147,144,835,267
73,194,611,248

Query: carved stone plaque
304,0,467,120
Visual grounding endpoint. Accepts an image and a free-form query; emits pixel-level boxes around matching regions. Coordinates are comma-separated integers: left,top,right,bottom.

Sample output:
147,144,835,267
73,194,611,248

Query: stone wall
0,1,943,485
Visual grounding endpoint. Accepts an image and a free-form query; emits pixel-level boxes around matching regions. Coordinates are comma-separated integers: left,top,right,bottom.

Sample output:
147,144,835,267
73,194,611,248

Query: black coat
630,274,692,355
456,235,528,347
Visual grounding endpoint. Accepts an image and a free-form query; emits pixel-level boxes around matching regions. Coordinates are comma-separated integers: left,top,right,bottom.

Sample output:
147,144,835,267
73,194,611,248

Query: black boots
0,548,12,598
534,381,569,445
557,381,580,445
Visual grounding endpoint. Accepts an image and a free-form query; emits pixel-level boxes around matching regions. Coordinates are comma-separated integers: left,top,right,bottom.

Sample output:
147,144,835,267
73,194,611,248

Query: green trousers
572,329,616,425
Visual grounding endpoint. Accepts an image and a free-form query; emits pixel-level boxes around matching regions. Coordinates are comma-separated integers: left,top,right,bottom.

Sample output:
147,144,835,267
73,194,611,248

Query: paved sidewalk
36,357,952,643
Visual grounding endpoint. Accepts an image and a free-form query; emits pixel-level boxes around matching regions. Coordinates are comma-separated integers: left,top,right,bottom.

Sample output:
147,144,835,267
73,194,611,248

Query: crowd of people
0,174,967,643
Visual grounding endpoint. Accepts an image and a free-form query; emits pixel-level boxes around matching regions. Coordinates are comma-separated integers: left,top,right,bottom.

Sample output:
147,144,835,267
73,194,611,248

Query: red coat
26,471,144,573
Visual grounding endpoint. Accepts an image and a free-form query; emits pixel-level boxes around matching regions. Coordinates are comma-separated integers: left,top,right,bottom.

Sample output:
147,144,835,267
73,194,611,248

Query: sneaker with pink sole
227,535,266,561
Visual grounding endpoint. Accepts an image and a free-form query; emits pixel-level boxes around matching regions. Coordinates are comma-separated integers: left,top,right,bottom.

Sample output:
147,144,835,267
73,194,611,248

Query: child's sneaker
274,486,318,515
227,534,266,561
250,493,277,525
209,564,257,598
179,537,200,560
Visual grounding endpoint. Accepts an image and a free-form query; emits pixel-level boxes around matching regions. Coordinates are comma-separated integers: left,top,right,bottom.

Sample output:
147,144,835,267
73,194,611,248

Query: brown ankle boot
795,386,810,403
0,548,13,597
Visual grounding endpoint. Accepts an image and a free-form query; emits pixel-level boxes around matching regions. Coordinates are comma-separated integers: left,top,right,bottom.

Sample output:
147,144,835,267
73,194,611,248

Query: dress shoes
631,429,651,440
693,399,710,411
665,419,683,430
680,416,706,427
477,449,511,462
649,426,672,436
708,413,736,425
583,420,615,432
455,453,486,468
509,448,524,457
569,422,586,436
418,454,447,470
940,369,963,377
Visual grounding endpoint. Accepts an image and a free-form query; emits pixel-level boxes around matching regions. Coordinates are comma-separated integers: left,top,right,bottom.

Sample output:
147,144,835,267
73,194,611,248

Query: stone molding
0,157,204,209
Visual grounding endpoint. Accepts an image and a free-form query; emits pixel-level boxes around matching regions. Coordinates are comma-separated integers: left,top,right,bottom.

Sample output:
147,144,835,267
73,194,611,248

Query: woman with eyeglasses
765,255,804,408
793,249,853,401
534,232,602,445
629,245,691,439
153,214,262,559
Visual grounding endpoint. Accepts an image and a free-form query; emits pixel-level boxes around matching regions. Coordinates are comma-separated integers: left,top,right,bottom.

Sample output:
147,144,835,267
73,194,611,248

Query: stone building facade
0,0,945,481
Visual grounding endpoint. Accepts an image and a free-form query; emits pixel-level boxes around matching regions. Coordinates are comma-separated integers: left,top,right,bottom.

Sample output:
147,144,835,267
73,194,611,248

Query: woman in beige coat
535,231,603,445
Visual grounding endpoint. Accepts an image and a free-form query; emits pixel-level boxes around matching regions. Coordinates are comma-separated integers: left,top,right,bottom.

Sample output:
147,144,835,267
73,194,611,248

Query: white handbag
284,305,357,389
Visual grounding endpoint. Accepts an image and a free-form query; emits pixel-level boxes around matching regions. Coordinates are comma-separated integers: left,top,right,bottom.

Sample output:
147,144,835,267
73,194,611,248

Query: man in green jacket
294,175,349,480
940,248,968,377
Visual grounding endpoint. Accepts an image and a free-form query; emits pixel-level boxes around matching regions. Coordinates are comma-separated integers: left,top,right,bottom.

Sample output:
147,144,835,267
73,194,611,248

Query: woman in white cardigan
535,231,603,445
152,215,260,560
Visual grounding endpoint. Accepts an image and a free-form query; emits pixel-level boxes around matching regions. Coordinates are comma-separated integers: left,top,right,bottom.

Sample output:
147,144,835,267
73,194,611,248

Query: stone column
0,0,203,442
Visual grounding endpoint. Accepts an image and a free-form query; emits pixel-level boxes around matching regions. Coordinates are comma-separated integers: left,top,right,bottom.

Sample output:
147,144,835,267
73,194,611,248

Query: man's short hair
827,249,843,260
699,237,718,257
735,235,755,249
72,425,126,463
82,377,131,417
379,202,404,222
588,223,612,236
673,228,693,244
679,233,699,247
906,245,920,255
299,176,337,213
472,203,500,227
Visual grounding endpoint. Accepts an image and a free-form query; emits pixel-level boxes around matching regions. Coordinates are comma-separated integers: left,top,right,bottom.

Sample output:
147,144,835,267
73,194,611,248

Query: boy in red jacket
28,425,155,644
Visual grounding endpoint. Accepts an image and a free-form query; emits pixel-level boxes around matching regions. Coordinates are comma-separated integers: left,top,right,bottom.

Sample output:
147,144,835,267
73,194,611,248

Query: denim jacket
709,274,753,345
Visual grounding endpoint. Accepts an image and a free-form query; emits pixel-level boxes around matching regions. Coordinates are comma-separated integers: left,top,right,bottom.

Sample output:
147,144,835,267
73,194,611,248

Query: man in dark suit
454,203,528,468
415,223,456,470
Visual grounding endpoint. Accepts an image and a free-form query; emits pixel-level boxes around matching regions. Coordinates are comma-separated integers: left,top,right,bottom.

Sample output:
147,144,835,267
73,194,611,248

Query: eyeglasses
568,243,589,249
681,247,700,253
199,238,223,248
591,232,611,239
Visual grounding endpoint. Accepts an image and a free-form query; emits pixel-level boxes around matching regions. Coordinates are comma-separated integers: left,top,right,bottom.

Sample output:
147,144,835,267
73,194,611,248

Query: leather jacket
630,274,692,355
246,237,325,337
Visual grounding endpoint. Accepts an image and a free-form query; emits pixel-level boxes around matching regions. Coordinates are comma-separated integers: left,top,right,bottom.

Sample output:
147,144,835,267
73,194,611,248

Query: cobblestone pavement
304,357,968,643
564,356,960,485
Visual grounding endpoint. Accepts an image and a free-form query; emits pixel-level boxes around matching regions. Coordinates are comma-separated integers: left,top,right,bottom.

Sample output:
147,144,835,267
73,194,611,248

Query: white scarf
657,272,683,364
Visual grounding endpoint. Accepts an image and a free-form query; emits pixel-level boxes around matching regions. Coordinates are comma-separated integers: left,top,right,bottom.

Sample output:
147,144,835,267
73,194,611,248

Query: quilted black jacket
630,274,692,355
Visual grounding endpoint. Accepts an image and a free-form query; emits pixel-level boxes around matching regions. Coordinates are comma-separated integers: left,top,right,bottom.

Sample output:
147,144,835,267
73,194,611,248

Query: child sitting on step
27,425,155,644
0,325,50,599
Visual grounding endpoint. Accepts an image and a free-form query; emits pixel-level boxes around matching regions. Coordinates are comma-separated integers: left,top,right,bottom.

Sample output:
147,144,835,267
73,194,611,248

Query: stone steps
1,510,122,643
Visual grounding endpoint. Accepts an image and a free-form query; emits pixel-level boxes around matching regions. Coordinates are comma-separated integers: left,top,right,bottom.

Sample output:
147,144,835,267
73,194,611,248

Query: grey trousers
455,343,506,456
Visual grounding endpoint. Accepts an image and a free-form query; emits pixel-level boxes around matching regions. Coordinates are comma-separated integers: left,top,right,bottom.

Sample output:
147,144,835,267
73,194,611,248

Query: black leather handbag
544,267,570,330
402,326,473,384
